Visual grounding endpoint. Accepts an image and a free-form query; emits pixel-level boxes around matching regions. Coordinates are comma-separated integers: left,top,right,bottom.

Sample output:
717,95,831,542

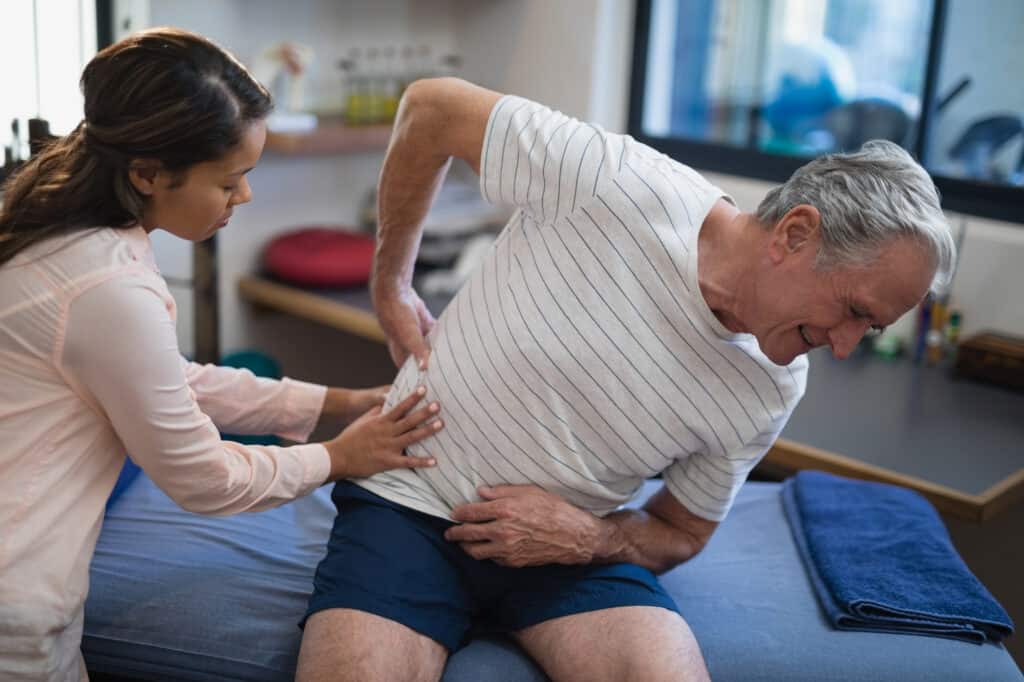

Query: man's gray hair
755,140,956,295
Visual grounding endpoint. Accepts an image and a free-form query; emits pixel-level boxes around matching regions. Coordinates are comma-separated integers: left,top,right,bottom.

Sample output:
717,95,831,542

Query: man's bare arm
447,484,719,574
594,485,719,573
372,78,503,367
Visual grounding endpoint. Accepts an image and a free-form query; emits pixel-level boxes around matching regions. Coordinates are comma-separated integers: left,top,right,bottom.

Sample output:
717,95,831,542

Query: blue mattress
83,475,1022,681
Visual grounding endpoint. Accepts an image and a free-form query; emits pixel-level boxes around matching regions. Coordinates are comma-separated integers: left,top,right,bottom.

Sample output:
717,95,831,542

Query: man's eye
223,185,237,192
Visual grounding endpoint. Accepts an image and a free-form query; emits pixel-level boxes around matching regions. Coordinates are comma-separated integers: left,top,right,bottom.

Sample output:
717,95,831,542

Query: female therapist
0,27,441,681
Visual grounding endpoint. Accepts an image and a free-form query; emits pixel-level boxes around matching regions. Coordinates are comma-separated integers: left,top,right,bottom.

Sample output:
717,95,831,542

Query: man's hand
445,485,603,567
371,79,501,369
373,284,436,369
447,483,720,574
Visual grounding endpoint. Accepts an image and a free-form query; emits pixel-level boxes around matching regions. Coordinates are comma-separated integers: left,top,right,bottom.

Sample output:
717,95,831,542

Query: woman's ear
768,204,821,263
127,159,163,196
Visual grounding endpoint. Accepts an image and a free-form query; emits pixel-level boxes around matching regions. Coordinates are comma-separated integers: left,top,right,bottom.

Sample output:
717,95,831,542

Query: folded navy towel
782,470,1014,644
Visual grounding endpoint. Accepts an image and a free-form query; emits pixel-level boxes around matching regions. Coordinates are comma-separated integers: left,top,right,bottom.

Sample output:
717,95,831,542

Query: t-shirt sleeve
660,416,791,522
662,354,808,521
61,275,330,515
479,94,625,224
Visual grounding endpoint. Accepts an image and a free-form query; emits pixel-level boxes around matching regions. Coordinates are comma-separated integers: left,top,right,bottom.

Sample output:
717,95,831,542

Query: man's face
746,228,935,366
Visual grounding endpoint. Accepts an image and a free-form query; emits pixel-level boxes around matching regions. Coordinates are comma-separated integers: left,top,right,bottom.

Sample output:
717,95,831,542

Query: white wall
452,0,633,131
138,0,1024,357
138,0,459,355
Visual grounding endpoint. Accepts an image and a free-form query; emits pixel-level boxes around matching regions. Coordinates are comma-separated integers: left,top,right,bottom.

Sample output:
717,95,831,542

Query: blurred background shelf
238,274,386,343
264,119,392,155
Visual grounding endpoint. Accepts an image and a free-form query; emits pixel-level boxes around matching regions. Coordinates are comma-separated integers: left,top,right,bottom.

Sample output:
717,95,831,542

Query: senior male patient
296,78,955,682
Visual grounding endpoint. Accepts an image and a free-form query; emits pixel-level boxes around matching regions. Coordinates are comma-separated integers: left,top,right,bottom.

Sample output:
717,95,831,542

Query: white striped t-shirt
359,95,808,522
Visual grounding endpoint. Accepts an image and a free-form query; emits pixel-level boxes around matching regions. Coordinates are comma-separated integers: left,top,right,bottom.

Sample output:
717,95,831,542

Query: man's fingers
415,306,436,370
450,500,502,523
387,339,409,368
417,305,436,333
444,522,495,543
460,541,499,561
394,321,431,370
477,484,536,500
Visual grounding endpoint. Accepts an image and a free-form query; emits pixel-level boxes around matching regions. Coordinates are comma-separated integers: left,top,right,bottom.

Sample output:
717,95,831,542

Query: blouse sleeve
60,275,331,514
180,359,326,443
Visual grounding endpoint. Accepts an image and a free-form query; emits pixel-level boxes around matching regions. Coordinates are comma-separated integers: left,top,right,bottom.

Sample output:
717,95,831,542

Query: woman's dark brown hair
0,27,272,266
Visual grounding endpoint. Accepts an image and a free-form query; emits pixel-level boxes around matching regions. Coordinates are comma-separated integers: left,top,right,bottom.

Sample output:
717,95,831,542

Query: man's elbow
403,77,468,106
652,531,713,575
397,77,498,173
398,77,467,129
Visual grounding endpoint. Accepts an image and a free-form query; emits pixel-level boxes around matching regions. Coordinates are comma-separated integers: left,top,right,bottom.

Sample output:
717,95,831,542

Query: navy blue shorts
303,482,680,652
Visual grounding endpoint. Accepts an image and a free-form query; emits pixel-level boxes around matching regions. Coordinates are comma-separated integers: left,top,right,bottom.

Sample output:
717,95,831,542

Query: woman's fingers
384,386,426,420
394,402,440,432
398,420,443,448
396,453,436,468
361,404,383,419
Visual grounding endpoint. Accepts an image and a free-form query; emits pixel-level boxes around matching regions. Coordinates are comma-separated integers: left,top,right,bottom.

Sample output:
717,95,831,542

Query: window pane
0,0,96,159
37,0,97,136
641,0,934,157
0,2,38,157
924,0,1024,188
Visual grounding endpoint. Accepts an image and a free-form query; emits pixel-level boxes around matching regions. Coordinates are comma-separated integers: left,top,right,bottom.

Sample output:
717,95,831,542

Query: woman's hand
323,386,441,481
323,385,391,426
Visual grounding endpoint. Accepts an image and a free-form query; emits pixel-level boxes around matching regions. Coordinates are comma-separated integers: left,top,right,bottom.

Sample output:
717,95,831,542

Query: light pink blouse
0,226,331,681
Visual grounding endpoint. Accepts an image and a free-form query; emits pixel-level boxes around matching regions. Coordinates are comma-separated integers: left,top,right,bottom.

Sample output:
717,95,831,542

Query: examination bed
82,470,1021,681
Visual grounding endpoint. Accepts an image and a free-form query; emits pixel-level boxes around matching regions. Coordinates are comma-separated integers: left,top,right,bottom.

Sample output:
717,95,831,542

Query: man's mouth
798,325,814,348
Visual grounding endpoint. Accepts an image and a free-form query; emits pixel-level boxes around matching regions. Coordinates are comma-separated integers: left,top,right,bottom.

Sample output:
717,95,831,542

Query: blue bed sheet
83,474,1022,681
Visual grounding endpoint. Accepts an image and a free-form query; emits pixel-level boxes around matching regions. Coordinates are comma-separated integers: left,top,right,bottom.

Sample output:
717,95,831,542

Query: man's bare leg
296,608,448,682
514,606,710,682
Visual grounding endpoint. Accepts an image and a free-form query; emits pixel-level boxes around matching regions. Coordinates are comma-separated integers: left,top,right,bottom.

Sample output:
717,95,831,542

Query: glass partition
630,0,1024,223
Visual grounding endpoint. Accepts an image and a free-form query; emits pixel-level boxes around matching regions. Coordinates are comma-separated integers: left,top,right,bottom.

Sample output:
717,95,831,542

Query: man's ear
127,159,163,196
768,204,820,263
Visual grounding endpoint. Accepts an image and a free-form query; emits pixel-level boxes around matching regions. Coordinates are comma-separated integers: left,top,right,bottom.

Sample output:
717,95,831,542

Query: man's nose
828,319,871,360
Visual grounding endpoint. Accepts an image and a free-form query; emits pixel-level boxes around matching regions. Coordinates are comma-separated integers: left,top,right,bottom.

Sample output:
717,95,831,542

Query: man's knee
516,606,709,682
296,608,447,682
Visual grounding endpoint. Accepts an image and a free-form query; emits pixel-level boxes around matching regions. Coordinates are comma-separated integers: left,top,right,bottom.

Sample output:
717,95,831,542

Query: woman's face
139,120,267,241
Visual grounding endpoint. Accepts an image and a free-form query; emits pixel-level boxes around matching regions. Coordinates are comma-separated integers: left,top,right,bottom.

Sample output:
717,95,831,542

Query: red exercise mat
261,227,376,288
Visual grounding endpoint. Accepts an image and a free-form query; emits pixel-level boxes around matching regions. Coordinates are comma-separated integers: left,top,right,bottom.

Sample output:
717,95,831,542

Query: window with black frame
629,0,1024,224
